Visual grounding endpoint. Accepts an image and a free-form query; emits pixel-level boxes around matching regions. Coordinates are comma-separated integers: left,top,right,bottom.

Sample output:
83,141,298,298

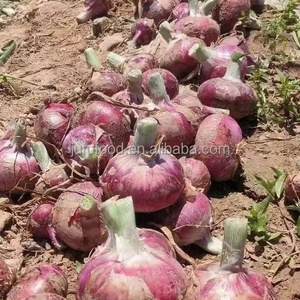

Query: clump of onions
26,294,67,300
142,68,179,99
100,118,185,212
179,157,211,194
52,182,108,252
62,124,113,176
193,114,243,182
75,101,131,149
189,43,247,83
193,218,277,299
77,196,188,299
138,228,176,257
0,257,15,298
212,0,251,33
7,264,68,300
285,174,300,205
76,0,111,24
171,2,189,20
34,102,73,149
140,72,196,149
154,193,222,254
197,53,257,120
158,21,203,79
28,203,63,250
131,18,156,46
82,71,126,98
174,0,220,46
107,52,158,77
32,141,70,196
141,0,179,25
0,120,40,194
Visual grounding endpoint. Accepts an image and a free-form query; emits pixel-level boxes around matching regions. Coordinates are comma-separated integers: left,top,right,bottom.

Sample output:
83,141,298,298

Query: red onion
141,0,180,25
218,33,249,54
107,52,159,77
75,101,131,149
285,174,300,205
34,102,73,149
139,72,195,150
212,0,251,33
7,264,68,300
131,18,156,46
179,157,211,194
142,68,179,99
189,43,247,83
194,218,277,299
76,0,111,24
0,120,40,194
197,53,257,120
171,2,189,20
138,228,176,257
174,0,220,46
100,118,185,212
25,294,67,300
193,114,243,182
0,257,15,298
77,196,188,299
83,71,126,98
32,141,70,196
52,182,107,252
158,22,203,79
28,203,63,250
62,124,113,176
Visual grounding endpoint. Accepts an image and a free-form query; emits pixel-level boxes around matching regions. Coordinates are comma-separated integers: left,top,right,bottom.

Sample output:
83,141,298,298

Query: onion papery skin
175,16,220,46
100,150,185,212
0,256,15,298
52,182,107,252
123,54,159,77
34,102,73,149
6,265,68,300
171,3,189,20
62,124,113,176
76,101,131,149
285,174,300,205
25,293,67,300
142,68,179,100
83,71,126,98
193,114,243,182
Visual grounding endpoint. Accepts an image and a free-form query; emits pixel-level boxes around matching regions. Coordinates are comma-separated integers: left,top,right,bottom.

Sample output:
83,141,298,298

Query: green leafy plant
248,168,287,242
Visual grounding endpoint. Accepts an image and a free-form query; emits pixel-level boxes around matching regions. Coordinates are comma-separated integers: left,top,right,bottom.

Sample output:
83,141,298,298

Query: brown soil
0,0,300,299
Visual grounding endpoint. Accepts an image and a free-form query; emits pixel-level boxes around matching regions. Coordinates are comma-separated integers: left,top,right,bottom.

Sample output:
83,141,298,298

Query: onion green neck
199,0,218,16
127,69,144,104
159,21,173,43
79,196,99,218
13,120,27,150
149,72,169,105
134,118,158,152
224,52,244,81
188,43,213,63
220,218,248,271
84,48,101,69
189,0,199,16
102,197,143,257
107,52,127,72
31,141,55,171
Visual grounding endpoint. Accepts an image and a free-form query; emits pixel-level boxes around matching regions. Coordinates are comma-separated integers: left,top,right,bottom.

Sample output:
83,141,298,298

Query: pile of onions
52,182,107,252
34,102,73,149
0,257,15,298
193,218,277,299
28,203,63,250
83,71,126,98
7,264,68,300
62,124,113,176
174,0,220,46
107,52,158,77
131,18,156,46
100,117,185,212
75,100,131,149
189,43,247,83
32,141,70,196
285,174,300,205
77,196,188,299
0,120,40,194
193,114,243,182
197,53,257,120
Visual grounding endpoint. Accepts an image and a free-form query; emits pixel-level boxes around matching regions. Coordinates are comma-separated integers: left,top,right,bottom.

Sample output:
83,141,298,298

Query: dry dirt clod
0,210,13,233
